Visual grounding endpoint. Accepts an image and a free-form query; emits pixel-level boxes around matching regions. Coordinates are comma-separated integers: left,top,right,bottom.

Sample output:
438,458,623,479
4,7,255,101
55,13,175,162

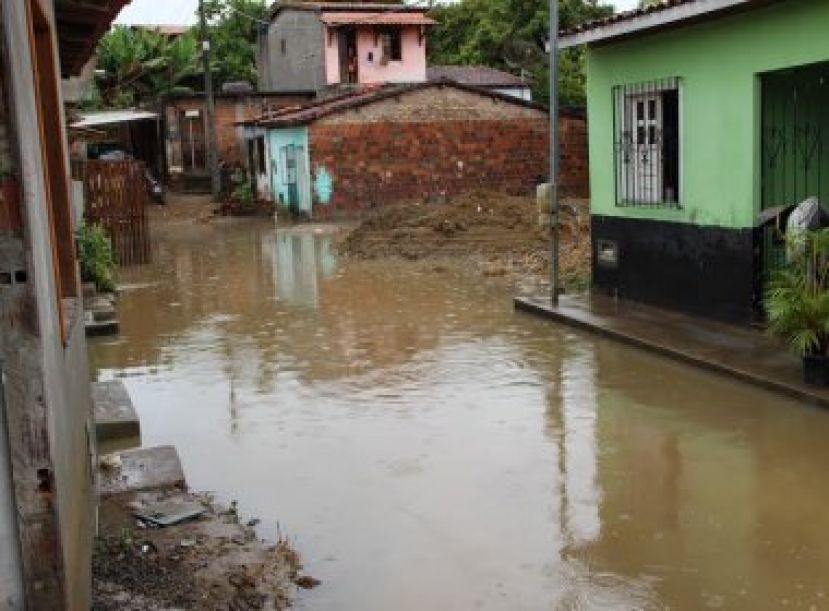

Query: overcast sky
115,0,639,26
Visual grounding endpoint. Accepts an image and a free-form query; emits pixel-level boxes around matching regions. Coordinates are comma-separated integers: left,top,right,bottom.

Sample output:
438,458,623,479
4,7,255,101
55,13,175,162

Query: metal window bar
613,77,681,209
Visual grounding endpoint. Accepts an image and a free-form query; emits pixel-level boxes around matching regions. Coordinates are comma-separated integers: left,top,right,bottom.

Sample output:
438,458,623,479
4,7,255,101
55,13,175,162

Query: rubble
93,489,311,611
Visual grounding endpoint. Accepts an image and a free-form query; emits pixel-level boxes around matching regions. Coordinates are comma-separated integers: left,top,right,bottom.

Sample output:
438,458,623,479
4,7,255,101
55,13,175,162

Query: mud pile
339,192,590,284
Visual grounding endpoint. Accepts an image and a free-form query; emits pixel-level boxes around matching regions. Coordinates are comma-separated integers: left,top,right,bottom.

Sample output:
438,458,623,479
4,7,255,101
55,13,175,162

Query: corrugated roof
243,80,548,128
71,109,159,128
427,66,528,88
321,11,435,26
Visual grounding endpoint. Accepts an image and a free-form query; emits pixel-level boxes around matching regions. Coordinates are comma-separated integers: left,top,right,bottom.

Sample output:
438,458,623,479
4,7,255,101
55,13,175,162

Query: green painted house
561,0,829,322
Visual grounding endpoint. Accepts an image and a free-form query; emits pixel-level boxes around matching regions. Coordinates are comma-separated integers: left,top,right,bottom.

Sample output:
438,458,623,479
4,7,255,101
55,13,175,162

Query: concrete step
85,318,119,337
92,380,140,445
99,445,186,497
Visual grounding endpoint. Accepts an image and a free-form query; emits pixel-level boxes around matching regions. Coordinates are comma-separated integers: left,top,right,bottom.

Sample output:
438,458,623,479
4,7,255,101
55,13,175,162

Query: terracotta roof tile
560,0,700,36
427,65,528,88
243,80,548,128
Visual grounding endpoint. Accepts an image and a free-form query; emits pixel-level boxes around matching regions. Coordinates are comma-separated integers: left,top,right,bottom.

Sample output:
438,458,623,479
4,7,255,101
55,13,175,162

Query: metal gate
761,62,829,273
80,160,151,265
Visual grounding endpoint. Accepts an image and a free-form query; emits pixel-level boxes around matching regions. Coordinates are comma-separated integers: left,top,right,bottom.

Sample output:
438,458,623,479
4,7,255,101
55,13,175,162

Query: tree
200,0,268,88
93,26,200,108
427,0,614,105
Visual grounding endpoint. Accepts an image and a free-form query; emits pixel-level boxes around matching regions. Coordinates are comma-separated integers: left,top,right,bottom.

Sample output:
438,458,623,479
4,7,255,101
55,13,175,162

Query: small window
614,78,681,207
380,28,402,63
280,38,287,55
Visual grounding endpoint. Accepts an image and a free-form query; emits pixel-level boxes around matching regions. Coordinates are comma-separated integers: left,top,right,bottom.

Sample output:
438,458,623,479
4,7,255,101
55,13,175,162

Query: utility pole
548,0,561,306
199,0,221,200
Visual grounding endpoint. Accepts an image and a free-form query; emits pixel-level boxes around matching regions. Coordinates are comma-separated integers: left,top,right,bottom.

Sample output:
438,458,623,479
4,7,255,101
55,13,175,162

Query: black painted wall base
591,215,757,323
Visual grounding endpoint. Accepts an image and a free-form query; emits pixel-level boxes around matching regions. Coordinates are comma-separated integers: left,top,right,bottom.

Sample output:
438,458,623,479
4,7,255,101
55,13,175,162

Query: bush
76,223,117,292
231,182,254,208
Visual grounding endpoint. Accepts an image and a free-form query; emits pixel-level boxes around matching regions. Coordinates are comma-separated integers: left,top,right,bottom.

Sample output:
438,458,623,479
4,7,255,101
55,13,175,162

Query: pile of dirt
338,192,590,285
93,490,318,611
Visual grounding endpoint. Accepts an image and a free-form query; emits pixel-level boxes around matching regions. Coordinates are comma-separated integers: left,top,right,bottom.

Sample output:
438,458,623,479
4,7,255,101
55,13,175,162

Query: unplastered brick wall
559,114,589,199
167,95,314,170
310,118,550,217
307,86,588,217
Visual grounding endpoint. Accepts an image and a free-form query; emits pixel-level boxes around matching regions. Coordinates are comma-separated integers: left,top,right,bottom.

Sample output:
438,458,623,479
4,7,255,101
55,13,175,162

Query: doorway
181,109,206,172
338,27,358,84
759,61,829,287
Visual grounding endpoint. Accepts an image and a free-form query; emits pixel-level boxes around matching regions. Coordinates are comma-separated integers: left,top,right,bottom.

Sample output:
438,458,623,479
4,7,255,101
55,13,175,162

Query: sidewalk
514,291,829,408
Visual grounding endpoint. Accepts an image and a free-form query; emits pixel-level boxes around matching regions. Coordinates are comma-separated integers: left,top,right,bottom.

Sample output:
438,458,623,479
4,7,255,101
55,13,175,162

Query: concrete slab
85,318,119,337
515,291,829,408
99,446,186,497
92,380,140,444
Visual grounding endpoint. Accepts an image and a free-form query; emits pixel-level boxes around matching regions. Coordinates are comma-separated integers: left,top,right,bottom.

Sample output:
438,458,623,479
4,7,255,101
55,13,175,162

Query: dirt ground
337,192,591,287
93,489,318,611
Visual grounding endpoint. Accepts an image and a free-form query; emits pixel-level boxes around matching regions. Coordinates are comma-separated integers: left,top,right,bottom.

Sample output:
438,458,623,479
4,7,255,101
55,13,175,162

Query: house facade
244,81,573,218
1,0,127,607
257,1,434,94
562,0,829,322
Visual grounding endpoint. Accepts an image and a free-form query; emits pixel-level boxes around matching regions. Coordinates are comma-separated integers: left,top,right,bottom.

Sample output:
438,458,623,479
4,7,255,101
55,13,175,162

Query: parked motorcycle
145,169,165,205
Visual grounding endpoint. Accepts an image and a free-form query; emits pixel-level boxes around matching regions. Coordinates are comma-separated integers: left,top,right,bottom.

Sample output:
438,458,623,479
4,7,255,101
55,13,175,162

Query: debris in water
133,500,206,527
295,575,322,589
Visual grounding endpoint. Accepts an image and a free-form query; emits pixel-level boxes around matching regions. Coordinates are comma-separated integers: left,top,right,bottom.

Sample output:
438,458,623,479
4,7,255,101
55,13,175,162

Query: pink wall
324,25,427,86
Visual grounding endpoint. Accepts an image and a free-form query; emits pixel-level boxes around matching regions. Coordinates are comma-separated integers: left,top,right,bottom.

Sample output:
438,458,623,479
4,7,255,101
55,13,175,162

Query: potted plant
766,228,829,385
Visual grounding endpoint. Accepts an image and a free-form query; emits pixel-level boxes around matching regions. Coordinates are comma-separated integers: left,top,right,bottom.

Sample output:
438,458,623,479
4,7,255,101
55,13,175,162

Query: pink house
258,2,435,93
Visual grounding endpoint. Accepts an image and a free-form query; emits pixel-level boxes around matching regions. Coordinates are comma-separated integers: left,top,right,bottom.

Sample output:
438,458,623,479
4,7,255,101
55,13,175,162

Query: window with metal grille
614,78,681,208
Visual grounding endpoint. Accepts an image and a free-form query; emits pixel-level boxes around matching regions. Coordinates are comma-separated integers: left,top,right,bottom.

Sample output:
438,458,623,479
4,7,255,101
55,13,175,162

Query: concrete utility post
199,0,221,199
549,0,561,306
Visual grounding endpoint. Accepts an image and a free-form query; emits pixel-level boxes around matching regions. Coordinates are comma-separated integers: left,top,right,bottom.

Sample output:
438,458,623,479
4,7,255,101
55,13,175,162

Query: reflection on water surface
91,221,829,611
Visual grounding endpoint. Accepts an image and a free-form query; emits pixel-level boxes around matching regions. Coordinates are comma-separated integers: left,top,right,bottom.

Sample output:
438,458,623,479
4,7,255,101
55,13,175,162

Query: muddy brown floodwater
89,220,829,611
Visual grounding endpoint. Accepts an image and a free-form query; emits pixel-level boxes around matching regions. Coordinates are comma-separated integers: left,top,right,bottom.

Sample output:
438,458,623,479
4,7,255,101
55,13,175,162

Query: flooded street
90,220,829,611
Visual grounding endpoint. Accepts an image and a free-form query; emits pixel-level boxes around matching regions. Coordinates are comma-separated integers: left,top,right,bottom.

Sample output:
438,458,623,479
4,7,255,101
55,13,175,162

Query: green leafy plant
766,228,829,356
92,26,199,109
76,223,117,293
231,182,254,208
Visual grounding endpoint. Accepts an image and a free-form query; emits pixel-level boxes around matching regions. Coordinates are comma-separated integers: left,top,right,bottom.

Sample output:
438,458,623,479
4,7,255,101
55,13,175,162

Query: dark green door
761,61,829,280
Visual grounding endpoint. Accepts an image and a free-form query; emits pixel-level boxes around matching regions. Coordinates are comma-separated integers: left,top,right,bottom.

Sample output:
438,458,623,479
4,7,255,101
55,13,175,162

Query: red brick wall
165,94,311,171
308,114,587,218
559,115,589,200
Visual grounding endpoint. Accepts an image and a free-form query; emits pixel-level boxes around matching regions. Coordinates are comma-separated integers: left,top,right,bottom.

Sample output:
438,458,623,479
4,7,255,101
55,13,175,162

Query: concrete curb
514,296,829,409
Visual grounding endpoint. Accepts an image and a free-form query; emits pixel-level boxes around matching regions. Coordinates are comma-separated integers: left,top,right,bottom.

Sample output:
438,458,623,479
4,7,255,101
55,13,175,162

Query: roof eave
559,0,774,49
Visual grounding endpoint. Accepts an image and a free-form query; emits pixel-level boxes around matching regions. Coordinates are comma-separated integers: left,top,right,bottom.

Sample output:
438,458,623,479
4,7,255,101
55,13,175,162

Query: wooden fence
79,160,151,266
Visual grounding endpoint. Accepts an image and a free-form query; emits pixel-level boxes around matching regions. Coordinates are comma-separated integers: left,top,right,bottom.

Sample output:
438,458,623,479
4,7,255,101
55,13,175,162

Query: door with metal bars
760,61,829,280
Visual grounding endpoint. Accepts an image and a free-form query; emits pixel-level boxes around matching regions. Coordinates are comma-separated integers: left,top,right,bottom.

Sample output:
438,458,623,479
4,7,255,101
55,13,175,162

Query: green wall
585,0,829,229
267,126,312,213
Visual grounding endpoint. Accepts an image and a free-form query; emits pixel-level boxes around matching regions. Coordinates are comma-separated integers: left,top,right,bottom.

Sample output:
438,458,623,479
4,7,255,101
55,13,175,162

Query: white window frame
613,77,682,208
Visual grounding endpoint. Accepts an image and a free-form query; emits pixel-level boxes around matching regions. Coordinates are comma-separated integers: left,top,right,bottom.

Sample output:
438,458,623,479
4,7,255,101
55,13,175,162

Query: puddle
91,221,829,611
